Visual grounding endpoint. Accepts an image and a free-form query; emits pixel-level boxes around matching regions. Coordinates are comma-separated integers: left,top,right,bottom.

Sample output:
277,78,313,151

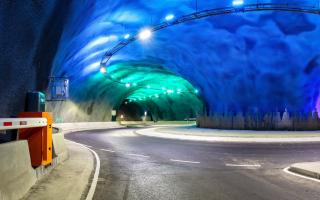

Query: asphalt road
66,127,320,200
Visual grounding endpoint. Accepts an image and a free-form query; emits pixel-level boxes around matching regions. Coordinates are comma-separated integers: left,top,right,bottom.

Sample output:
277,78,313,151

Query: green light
167,89,174,94
195,89,199,94
105,62,202,110
100,67,107,74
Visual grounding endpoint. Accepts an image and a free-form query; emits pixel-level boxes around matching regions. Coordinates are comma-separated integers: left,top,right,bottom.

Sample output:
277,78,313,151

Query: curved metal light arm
100,3,320,68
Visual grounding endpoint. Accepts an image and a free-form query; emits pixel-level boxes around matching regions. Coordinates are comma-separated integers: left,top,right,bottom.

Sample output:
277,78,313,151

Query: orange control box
18,112,53,167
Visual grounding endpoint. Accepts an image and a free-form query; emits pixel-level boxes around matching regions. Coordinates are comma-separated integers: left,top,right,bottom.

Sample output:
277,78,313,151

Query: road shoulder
21,140,94,200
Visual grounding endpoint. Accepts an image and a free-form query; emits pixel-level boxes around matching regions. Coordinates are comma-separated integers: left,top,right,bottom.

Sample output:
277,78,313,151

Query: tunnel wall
0,1,71,118
50,1,320,124
47,100,113,123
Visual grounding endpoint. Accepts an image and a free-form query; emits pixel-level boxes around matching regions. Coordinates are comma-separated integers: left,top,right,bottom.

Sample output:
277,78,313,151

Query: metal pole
196,0,198,12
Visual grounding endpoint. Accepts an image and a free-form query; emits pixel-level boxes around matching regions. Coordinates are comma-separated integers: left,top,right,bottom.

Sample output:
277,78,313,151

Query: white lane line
283,167,320,183
83,144,93,148
170,159,200,164
127,153,150,158
225,164,261,167
66,140,100,200
100,148,115,153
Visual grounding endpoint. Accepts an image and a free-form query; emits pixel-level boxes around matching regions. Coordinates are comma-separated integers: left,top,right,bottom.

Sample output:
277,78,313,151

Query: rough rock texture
51,1,320,121
0,0,71,117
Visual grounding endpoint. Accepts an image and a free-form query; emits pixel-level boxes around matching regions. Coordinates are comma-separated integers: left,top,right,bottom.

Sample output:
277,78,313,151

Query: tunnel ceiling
107,62,199,102
52,0,320,119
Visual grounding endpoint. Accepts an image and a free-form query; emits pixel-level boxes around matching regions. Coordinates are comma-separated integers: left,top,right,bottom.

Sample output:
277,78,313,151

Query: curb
289,166,320,180
135,127,320,143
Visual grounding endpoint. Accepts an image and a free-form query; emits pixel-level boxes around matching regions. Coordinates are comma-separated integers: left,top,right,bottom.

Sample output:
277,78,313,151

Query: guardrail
0,118,47,131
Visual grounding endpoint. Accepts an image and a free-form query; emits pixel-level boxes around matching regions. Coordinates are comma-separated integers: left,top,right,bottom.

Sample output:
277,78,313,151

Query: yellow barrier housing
18,112,53,167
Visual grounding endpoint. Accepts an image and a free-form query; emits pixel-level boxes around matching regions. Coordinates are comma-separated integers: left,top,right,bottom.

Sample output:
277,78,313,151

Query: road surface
66,127,320,200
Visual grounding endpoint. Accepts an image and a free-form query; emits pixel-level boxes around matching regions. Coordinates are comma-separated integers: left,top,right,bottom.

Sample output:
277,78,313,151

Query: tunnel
3,2,320,200
2,0,320,124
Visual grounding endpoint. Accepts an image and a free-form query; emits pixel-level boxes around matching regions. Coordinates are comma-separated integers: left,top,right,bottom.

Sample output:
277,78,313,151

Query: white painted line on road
100,148,115,153
83,144,93,148
170,159,200,164
225,164,261,167
283,167,320,183
66,140,100,200
127,153,150,158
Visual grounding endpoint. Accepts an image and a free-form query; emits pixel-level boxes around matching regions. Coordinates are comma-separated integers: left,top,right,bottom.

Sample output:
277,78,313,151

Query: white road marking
127,153,150,158
83,144,93,148
283,167,320,183
225,163,261,167
100,149,115,153
170,159,200,164
66,140,100,200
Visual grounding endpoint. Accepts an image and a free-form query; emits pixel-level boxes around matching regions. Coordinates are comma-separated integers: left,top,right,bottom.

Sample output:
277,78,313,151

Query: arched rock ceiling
53,0,320,116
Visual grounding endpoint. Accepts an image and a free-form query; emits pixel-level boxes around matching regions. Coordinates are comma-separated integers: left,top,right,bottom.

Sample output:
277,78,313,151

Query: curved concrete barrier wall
52,133,68,164
54,122,122,133
0,141,36,200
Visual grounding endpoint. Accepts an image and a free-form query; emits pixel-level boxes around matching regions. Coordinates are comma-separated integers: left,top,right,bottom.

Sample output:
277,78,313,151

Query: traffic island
289,162,320,180
135,125,320,143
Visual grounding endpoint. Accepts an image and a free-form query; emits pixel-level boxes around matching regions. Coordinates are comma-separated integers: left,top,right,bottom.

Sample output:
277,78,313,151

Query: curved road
66,127,320,200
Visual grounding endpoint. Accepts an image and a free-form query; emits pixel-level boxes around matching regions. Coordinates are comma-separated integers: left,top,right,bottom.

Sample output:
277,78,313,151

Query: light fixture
138,28,152,40
167,89,174,94
100,67,107,74
194,89,199,94
232,0,244,6
125,83,131,88
124,34,130,39
165,14,175,21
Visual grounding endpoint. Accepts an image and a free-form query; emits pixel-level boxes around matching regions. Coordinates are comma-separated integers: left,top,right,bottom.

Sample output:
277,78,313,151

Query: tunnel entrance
117,100,152,121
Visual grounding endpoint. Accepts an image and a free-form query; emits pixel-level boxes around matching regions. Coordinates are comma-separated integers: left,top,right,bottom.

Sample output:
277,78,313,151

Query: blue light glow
138,28,152,40
232,0,244,6
124,34,130,39
165,14,175,21
52,1,320,116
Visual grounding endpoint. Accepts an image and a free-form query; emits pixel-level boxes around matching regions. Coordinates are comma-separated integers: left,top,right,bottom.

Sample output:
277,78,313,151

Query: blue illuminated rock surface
51,0,320,121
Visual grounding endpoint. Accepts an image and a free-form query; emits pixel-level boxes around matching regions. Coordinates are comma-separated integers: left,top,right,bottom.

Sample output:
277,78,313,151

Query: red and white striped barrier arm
0,118,47,131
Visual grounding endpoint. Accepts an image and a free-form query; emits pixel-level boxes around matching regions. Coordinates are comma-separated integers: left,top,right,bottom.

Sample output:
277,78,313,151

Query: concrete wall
52,133,68,164
54,122,122,133
0,135,69,200
46,100,113,123
0,141,37,200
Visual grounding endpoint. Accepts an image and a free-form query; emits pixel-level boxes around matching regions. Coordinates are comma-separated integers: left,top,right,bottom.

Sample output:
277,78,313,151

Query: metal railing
100,3,320,68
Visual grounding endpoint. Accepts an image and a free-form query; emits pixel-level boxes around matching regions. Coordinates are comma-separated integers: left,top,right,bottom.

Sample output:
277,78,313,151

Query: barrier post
18,112,53,167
